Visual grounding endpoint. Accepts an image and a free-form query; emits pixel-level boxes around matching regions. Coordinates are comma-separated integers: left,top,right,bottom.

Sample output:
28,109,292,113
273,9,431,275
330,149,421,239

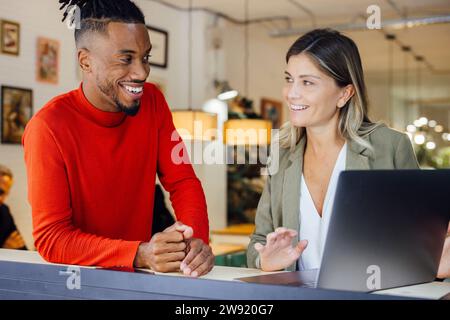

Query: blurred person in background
0,164,27,250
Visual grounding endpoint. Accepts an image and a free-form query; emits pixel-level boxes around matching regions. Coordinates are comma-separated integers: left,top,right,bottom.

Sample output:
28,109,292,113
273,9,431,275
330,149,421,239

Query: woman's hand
254,227,308,271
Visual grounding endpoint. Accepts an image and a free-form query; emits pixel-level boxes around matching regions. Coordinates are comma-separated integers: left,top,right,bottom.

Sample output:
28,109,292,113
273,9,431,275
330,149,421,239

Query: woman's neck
305,118,345,157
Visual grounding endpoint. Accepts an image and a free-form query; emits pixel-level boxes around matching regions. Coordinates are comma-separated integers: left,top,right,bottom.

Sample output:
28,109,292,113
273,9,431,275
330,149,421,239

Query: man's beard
97,77,141,116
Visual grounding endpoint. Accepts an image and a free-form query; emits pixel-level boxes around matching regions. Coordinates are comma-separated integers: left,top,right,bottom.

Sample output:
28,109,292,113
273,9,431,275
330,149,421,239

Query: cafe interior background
1,0,450,266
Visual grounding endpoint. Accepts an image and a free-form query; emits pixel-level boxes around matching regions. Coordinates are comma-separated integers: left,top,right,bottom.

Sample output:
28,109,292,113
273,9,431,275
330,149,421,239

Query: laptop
239,170,450,292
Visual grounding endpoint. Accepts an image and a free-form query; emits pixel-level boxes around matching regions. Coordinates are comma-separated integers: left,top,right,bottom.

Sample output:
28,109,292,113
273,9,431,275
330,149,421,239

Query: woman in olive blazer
247,29,448,276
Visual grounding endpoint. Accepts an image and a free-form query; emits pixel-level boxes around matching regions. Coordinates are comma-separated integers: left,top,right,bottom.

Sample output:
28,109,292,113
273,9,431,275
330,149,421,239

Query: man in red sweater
22,0,214,277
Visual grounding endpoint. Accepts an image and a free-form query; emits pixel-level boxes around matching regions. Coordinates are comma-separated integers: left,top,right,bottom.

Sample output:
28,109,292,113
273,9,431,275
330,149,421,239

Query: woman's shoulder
366,124,409,147
365,124,419,168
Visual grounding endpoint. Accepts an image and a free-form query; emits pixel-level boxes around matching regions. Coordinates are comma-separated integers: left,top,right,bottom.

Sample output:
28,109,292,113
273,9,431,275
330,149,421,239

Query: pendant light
216,80,238,101
223,0,272,145
171,0,217,141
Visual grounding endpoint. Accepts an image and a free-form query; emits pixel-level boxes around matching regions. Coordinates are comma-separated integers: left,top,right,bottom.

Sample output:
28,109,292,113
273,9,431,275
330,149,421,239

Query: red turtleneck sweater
23,83,209,268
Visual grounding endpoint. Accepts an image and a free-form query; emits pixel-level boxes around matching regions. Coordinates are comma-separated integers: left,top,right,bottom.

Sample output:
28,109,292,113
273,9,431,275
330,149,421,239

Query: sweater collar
76,83,127,127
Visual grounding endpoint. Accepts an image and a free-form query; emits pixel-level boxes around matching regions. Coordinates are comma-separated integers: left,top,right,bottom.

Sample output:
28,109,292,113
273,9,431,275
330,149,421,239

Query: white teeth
290,104,309,111
124,85,143,94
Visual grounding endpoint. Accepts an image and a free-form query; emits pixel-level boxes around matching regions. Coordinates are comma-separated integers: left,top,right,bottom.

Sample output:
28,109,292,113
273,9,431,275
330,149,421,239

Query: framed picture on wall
1,20,20,56
261,98,283,129
1,86,33,144
36,37,60,84
147,25,168,69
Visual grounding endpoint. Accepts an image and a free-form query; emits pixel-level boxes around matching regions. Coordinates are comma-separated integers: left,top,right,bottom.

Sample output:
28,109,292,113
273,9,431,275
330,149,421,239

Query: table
0,249,448,300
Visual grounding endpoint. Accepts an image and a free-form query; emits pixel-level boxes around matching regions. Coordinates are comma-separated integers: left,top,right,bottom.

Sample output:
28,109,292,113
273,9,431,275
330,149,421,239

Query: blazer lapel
346,139,371,170
282,136,306,245
282,137,306,272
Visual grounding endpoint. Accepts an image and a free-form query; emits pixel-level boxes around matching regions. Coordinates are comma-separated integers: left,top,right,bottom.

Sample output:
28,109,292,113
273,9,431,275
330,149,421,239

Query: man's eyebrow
118,49,136,55
117,46,152,55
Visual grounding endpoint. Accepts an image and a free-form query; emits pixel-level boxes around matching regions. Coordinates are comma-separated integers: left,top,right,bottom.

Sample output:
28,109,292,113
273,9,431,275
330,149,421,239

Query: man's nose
131,61,149,81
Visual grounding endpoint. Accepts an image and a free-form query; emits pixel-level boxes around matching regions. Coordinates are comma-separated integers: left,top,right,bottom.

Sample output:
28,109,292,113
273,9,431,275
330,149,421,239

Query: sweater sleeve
155,94,210,244
23,117,140,268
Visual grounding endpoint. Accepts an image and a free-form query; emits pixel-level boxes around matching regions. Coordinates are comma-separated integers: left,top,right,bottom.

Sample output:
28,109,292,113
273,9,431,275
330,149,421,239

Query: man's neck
81,80,118,113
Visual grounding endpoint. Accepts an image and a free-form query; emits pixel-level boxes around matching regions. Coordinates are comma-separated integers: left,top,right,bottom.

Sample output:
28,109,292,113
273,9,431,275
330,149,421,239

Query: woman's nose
287,83,301,100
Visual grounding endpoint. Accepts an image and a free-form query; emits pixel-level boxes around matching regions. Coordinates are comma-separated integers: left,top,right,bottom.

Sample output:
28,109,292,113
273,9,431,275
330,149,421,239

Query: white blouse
298,143,347,271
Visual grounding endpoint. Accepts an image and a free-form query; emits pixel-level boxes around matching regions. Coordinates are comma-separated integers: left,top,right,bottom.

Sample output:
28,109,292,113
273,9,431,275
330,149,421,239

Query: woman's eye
285,77,293,83
303,80,313,86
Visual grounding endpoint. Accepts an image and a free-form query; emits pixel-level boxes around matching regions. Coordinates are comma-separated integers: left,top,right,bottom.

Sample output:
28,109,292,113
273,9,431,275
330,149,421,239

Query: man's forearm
133,242,148,268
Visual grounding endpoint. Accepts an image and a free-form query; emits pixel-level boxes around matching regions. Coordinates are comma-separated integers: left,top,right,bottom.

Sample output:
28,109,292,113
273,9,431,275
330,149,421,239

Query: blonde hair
279,29,382,151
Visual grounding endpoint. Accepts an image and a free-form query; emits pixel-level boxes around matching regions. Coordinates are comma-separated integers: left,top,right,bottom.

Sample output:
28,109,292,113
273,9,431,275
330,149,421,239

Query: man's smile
119,83,144,100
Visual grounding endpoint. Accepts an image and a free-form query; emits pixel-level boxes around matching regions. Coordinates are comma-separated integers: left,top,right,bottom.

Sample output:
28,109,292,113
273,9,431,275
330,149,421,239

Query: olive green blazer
247,125,420,271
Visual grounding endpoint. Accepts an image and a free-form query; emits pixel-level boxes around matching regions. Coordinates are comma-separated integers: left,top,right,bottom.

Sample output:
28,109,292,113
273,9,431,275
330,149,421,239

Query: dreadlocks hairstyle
59,0,145,46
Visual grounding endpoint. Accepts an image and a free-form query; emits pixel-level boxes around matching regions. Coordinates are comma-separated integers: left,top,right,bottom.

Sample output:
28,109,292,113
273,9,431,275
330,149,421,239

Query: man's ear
337,84,355,109
78,48,91,73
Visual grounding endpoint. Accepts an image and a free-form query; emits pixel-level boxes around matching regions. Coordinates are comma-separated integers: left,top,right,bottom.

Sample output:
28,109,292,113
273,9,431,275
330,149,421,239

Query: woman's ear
337,84,355,108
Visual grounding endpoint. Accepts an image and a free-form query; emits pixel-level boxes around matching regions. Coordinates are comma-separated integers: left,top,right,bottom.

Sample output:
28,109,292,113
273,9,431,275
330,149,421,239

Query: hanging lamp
223,0,272,145
171,0,217,141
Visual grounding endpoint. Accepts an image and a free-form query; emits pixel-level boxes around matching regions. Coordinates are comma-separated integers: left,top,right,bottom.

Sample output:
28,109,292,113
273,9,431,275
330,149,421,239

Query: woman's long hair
279,28,382,151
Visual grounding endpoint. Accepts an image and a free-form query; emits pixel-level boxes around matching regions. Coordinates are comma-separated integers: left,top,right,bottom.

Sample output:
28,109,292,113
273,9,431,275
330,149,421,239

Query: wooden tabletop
210,243,246,256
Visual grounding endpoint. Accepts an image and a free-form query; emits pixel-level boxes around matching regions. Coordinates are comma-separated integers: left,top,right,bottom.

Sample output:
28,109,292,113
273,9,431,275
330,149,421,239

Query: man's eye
144,54,152,63
303,80,313,86
285,77,293,83
121,56,132,64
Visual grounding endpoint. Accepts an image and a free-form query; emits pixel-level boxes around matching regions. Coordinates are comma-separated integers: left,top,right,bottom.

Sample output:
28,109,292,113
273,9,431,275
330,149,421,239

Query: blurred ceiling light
414,134,425,145
426,141,436,150
406,125,416,133
413,120,422,127
435,125,444,133
428,120,437,128
418,117,428,126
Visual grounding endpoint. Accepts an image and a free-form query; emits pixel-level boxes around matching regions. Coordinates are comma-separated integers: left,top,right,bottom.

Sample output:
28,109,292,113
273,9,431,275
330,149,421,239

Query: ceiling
155,0,450,21
151,0,450,72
